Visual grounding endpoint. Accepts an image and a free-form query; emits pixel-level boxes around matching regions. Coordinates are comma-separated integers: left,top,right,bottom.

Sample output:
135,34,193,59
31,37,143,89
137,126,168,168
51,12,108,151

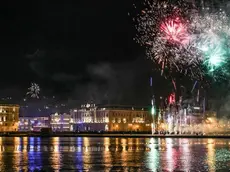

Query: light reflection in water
104,137,110,152
22,137,28,152
0,137,228,171
83,137,89,152
75,137,83,171
165,138,175,171
147,138,160,171
82,137,90,170
180,139,191,171
28,137,35,171
103,137,112,170
207,139,216,172
115,138,119,151
50,137,61,171
0,137,3,170
13,137,21,171
21,137,28,171
121,138,127,167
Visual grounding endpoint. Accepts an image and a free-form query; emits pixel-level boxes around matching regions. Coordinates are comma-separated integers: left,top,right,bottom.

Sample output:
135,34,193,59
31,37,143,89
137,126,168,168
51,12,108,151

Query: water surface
0,137,230,171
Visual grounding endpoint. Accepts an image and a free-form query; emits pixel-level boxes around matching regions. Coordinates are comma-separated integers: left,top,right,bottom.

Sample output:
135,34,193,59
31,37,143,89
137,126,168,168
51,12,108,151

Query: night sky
0,1,170,106
1,1,229,114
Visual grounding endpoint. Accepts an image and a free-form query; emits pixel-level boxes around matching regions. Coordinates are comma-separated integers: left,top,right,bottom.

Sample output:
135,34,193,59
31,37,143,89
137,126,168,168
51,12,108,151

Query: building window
105,125,108,131
118,118,121,123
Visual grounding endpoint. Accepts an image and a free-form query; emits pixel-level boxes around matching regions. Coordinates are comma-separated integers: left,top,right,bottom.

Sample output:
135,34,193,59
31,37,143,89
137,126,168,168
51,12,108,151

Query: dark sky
1,0,162,106
1,0,228,109
1,1,138,85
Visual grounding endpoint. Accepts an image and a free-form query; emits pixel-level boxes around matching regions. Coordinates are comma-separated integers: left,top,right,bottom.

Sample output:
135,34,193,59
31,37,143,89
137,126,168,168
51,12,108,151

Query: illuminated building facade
0,104,19,132
71,104,152,132
19,117,32,131
106,106,152,132
19,117,50,131
30,117,50,131
50,113,73,131
71,103,108,131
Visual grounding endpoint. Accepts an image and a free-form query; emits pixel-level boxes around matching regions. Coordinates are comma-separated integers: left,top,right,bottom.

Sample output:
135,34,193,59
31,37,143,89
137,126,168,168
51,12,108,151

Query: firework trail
27,83,40,98
191,81,197,93
172,79,177,91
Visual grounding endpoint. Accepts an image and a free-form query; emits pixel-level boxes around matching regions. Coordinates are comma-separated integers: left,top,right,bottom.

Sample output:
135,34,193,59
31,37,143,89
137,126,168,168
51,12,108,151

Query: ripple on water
0,137,229,171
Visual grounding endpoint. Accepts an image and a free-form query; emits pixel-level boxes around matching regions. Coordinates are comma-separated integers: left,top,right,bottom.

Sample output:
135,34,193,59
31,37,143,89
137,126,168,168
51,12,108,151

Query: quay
1,132,230,138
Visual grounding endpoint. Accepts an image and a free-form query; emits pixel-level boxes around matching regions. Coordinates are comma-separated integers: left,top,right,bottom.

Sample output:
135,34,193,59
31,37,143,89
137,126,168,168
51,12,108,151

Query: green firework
197,32,230,75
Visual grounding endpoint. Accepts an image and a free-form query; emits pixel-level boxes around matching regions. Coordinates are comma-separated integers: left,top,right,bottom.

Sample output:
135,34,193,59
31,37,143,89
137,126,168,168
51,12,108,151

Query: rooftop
0,104,20,107
96,104,149,111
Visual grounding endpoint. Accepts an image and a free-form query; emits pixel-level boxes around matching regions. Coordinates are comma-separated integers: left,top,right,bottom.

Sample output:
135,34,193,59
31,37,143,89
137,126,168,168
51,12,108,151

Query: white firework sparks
135,0,230,80
27,83,40,98
191,9,230,78
135,0,202,78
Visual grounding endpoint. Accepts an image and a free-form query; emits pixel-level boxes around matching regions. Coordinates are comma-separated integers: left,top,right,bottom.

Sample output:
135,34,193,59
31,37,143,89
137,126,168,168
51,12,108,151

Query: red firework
160,17,190,45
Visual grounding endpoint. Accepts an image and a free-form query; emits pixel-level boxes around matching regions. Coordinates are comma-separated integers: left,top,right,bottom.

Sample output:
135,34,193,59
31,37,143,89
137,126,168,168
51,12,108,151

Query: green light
151,106,155,115
197,31,229,75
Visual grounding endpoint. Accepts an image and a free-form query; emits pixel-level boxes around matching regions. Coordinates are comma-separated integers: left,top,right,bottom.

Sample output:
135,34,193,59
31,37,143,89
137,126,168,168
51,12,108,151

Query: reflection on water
0,137,230,171
207,139,215,172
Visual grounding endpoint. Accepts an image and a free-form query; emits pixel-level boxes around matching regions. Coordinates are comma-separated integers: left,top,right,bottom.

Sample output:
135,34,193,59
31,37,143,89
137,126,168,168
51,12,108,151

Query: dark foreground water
0,137,230,171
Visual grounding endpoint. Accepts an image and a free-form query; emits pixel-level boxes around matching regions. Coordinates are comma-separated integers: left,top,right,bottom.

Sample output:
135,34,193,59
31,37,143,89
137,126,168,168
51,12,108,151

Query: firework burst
192,9,230,78
27,83,40,98
135,0,230,81
135,0,202,78
160,17,190,45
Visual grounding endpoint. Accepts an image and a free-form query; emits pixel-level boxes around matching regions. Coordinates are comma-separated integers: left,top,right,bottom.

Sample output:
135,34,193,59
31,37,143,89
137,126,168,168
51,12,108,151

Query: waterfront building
71,104,152,132
19,117,50,131
30,117,50,131
71,103,108,131
0,104,19,132
50,113,73,131
19,117,32,131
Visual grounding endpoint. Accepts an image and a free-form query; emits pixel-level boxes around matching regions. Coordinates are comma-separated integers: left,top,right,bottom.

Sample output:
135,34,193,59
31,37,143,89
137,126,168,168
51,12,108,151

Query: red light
168,93,175,104
160,17,190,45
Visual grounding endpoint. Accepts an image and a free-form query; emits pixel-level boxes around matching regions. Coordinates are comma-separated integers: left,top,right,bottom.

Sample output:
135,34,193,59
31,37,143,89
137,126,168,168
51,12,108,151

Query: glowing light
151,106,155,115
169,93,175,104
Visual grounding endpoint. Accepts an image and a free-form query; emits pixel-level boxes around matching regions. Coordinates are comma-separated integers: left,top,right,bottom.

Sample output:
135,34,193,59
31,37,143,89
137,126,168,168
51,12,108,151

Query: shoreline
1,133,230,138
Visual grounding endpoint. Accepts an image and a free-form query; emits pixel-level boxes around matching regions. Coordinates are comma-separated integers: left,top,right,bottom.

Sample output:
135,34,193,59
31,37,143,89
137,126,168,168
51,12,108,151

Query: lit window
118,118,121,123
